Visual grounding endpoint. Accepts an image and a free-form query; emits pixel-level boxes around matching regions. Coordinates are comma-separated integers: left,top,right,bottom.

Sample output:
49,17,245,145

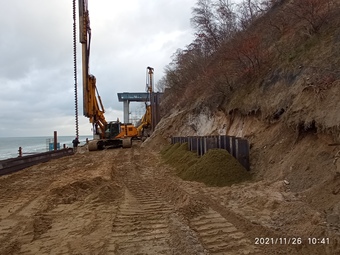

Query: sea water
0,135,91,160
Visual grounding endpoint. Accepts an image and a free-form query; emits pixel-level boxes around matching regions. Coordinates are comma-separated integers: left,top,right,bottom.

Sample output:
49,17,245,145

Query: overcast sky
0,0,198,137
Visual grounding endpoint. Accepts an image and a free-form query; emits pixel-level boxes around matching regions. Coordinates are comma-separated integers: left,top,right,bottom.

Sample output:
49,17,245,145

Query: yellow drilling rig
77,0,152,151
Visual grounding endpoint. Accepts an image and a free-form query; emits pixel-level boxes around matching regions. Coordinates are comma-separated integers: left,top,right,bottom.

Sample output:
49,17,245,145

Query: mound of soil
162,143,199,171
162,143,251,187
47,177,122,208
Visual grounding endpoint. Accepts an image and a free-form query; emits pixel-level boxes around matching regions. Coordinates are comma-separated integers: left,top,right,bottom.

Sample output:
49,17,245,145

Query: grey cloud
0,0,196,137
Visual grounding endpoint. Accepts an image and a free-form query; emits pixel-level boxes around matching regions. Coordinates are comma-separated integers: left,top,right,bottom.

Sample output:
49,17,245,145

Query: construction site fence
0,148,74,176
171,136,250,171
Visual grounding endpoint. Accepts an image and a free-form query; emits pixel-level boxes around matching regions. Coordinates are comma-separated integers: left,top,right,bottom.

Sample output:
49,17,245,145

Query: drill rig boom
78,0,135,150
78,0,107,137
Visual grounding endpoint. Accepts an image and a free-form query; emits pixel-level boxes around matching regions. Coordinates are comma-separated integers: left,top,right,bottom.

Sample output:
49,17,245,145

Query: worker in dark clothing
72,137,80,152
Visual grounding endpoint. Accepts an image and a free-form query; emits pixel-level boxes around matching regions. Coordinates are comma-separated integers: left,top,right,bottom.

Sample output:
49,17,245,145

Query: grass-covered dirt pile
161,143,251,187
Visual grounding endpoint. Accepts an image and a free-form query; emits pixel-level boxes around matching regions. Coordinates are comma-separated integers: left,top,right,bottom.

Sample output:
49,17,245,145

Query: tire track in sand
107,146,206,255
107,187,173,254
189,207,260,255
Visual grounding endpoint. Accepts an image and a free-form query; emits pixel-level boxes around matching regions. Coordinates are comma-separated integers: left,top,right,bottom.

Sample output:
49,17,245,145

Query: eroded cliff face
153,68,340,183
156,97,338,179
149,82,340,208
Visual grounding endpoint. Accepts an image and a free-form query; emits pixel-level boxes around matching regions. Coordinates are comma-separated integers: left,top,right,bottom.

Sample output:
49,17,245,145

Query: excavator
78,0,152,151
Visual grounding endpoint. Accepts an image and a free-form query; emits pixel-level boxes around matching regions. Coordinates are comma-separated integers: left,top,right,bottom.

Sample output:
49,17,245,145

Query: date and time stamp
254,237,331,245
